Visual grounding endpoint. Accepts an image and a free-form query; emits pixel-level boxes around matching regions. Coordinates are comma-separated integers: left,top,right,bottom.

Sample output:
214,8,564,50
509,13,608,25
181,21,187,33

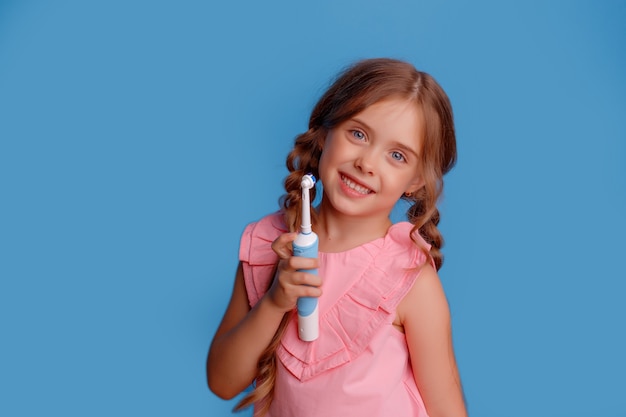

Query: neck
314,200,392,253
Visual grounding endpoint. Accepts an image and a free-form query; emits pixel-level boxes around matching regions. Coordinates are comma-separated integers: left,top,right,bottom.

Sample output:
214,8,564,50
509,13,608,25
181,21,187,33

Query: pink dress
239,212,432,417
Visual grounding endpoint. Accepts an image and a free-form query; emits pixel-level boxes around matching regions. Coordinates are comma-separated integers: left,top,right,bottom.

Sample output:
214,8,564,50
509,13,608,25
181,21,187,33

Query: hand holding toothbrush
265,232,322,313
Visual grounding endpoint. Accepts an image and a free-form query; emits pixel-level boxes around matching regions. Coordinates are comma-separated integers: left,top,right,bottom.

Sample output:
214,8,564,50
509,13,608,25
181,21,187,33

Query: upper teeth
342,175,372,194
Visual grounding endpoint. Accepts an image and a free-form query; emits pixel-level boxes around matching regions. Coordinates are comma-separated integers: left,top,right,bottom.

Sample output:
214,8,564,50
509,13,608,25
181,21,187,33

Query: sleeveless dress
239,212,432,417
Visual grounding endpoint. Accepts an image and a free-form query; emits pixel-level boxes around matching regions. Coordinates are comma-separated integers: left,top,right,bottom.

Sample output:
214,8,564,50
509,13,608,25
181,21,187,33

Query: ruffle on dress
239,211,432,382
239,212,287,306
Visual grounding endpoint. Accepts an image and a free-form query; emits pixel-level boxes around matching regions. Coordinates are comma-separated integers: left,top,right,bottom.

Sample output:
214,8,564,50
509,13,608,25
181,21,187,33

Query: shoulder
239,211,288,264
363,221,435,318
239,211,287,307
390,224,447,332
397,263,450,332
381,221,433,268
242,211,287,238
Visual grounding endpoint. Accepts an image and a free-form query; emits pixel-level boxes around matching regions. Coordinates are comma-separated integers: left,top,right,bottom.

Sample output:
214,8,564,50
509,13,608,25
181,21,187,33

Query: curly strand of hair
280,128,322,232
407,184,445,271
280,173,304,233
234,311,294,416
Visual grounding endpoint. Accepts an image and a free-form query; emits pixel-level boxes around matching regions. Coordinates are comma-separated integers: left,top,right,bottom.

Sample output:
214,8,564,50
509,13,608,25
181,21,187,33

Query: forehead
351,97,425,143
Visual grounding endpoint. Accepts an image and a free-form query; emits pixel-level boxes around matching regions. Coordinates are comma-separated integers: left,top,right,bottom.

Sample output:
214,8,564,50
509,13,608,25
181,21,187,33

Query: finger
293,283,323,298
271,232,298,260
303,286,323,298
290,271,323,288
286,256,319,271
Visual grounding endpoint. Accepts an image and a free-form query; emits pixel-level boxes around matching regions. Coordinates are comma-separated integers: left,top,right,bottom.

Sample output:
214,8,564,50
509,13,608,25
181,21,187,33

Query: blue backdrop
1,1,624,416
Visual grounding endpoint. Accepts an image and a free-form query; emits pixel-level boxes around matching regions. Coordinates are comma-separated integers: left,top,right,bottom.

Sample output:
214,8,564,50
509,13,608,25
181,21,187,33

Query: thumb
271,232,298,260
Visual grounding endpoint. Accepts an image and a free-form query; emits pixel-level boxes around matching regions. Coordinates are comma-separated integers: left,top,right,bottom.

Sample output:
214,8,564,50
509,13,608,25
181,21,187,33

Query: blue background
1,1,624,416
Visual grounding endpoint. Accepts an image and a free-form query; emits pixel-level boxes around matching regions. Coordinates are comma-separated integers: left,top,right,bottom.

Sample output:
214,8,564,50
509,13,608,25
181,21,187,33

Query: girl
207,58,467,417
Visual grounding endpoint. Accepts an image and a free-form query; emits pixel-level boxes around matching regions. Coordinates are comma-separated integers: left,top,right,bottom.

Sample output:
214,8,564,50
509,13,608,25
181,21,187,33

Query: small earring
404,191,412,197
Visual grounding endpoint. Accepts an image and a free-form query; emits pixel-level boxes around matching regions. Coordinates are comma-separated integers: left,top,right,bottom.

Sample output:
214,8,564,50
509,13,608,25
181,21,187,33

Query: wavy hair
237,57,457,415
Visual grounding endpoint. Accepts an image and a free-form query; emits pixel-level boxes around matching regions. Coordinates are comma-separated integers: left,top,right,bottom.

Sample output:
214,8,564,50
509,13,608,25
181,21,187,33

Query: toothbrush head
301,174,316,190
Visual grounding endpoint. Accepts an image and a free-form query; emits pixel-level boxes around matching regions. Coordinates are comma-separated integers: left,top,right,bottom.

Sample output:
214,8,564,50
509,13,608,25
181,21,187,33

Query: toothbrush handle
293,233,319,342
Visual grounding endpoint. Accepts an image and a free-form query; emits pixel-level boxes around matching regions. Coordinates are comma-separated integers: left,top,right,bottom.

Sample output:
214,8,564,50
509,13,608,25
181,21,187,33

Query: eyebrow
392,141,420,159
351,117,421,158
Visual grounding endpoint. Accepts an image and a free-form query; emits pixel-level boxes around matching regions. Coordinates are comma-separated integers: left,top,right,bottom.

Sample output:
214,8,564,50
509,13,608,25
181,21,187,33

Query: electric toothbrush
293,174,319,342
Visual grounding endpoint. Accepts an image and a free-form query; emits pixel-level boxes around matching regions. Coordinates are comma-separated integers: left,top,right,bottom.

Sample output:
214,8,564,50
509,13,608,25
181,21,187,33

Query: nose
354,148,376,175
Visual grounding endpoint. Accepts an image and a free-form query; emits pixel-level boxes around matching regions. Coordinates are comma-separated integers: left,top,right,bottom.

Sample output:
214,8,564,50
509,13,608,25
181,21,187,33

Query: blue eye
351,130,366,141
391,151,405,162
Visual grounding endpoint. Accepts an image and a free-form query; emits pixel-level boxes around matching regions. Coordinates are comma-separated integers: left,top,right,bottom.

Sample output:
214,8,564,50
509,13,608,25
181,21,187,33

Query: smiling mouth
341,174,373,195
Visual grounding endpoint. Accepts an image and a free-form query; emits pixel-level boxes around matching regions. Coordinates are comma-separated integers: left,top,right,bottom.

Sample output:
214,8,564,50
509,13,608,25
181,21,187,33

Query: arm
206,233,321,399
397,263,467,417
206,261,284,399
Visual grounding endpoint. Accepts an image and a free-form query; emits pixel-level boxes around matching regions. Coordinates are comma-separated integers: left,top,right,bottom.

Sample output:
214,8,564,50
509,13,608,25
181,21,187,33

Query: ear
405,177,425,195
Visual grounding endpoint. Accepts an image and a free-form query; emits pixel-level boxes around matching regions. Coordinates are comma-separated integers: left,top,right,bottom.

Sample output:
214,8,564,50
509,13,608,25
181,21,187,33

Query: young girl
207,58,467,417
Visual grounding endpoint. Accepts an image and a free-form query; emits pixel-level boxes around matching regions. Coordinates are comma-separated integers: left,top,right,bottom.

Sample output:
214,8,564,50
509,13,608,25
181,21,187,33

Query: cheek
317,149,331,182
318,137,337,172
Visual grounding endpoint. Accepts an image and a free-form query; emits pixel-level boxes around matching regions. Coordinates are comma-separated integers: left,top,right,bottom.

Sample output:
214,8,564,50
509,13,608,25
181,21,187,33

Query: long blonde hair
237,58,457,415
